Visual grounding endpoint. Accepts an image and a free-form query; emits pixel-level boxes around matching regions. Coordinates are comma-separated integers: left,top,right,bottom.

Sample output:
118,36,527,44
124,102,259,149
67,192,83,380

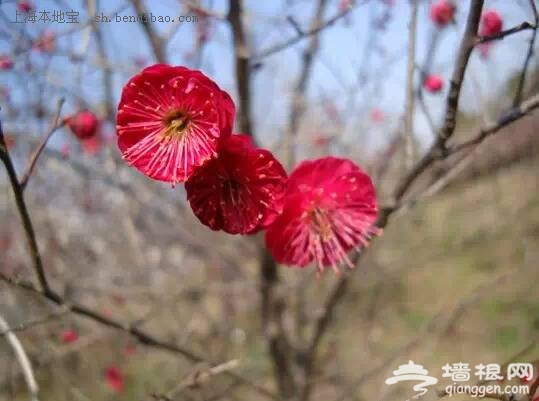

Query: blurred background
0,0,538,400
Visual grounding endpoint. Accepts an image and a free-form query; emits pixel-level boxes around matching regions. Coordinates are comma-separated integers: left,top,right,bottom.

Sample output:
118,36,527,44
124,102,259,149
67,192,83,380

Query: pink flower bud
424,74,444,93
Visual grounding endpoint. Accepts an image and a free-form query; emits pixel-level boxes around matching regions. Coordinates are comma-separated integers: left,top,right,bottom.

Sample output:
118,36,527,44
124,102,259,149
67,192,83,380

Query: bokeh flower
60,329,78,344
424,74,444,93
265,157,379,273
117,64,235,183
34,30,56,54
65,111,99,140
185,134,287,234
104,366,125,393
430,0,455,27
480,10,503,36
0,55,14,71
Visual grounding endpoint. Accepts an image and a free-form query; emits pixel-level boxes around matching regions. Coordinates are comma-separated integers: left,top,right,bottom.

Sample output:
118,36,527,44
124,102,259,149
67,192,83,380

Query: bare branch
253,1,362,61
20,98,65,190
513,1,538,106
403,0,419,168
228,0,254,138
447,92,539,155
476,21,535,44
394,0,485,200
0,272,278,400
129,0,166,63
1,123,53,294
285,0,328,168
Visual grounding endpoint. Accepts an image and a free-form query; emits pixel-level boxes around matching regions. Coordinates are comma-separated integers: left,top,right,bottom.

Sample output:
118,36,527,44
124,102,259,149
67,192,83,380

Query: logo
385,361,439,397
385,360,533,399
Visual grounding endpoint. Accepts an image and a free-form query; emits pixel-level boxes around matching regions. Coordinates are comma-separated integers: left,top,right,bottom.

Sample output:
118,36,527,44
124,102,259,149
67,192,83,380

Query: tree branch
228,0,253,138
130,0,166,63
285,0,328,168
20,98,65,190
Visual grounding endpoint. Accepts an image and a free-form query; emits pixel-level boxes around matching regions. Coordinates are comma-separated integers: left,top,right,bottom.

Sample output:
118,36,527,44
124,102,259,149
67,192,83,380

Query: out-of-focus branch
227,0,253,138
130,0,166,63
0,308,69,336
285,0,328,169
228,1,294,397
1,114,277,400
259,245,296,399
253,1,362,61
20,98,65,190
513,1,538,106
0,315,40,401
87,0,115,122
447,92,539,154
334,259,532,401
151,359,240,400
0,272,278,400
403,0,419,168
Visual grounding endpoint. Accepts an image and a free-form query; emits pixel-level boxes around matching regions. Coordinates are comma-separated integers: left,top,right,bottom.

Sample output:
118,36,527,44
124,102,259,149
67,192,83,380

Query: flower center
161,110,191,140
223,179,242,205
309,207,333,241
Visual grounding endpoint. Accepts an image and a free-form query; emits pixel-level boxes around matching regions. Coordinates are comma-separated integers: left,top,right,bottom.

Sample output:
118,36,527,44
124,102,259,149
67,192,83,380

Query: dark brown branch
394,0,484,200
259,246,296,399
129,0,166,63
447,92,539,154
228,1,294,397
227,0,253,138
1,125,52,294
20,98,65,190
0,117,277,401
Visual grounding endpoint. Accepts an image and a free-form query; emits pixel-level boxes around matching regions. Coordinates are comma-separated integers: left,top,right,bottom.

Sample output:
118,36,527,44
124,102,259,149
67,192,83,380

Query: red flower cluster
430,0,455,27
117,65,379,271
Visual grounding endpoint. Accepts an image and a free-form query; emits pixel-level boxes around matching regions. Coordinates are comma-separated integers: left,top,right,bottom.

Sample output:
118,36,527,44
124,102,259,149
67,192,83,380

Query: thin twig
403,0,419,168
285,0,328,168
513,1,538,106
20,98,65,190
0,308,69,336
394,0,485,200
129,0,166,63
253,1,362,61
476,21,535,44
